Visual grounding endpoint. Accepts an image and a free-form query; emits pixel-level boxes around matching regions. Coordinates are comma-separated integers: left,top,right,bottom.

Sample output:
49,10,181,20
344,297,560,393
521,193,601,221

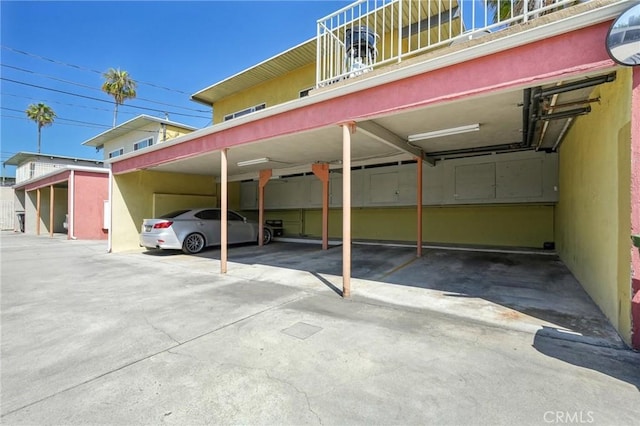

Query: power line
1,45,194,95
1,109,169,133
0,77,210,119
1,92,138,116
1,64,212,113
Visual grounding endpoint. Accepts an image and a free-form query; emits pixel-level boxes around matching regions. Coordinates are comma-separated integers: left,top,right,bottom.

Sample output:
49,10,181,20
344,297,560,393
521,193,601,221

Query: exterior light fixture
237,157,270,167
408,124,480,142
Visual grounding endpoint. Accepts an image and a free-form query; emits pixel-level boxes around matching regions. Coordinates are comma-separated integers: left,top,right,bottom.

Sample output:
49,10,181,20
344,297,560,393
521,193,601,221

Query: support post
416,157,423,257
258,169,272,247
49,185,54,238
342,122,356,297
221,149,228,274
312,163,330,250
36,188,41,236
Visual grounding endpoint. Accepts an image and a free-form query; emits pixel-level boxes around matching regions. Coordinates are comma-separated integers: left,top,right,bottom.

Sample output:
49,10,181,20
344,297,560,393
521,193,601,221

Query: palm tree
101,68,137,127
25,103,56,154
487,0,548,23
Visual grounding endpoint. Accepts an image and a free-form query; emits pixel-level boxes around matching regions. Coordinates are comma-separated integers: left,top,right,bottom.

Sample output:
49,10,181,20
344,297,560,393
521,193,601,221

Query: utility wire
2,92,137,116
1,45,193,95
1,64,211,113
1,108,170,133
0,77,210,119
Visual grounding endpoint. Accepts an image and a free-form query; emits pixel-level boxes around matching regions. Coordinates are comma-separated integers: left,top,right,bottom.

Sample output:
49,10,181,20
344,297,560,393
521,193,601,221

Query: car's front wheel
183,233,205,254
261,228,273,245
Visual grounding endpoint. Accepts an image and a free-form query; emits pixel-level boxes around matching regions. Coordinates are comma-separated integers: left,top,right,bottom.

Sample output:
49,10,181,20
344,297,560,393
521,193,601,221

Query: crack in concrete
144,316,181,345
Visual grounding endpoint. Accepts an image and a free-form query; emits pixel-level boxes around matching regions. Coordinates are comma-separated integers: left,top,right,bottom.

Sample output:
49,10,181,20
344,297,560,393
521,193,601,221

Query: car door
227,211,255,244
194,209,221,246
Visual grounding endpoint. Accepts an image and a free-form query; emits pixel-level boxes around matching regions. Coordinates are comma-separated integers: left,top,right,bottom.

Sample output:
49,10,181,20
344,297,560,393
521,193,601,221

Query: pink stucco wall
71,171,108,240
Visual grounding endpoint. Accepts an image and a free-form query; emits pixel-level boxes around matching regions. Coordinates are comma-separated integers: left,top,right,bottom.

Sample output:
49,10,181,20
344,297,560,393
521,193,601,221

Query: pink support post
221,149,228,274
258,169,272,247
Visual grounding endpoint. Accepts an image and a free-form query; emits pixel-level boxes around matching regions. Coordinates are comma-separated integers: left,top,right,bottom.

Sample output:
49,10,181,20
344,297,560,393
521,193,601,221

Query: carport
14,167,109,240
108,17,639,348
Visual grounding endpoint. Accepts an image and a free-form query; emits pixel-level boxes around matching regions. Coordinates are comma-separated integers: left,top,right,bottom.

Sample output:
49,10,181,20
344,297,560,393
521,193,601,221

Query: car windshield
159,210,191,219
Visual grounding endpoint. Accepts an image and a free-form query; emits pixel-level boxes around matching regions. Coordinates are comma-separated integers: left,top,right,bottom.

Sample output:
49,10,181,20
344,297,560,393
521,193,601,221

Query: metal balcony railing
15,162,65,183
316,0,586,88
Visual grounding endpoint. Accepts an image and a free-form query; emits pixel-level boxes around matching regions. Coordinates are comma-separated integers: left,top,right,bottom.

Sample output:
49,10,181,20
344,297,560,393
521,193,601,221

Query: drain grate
281,322,323,340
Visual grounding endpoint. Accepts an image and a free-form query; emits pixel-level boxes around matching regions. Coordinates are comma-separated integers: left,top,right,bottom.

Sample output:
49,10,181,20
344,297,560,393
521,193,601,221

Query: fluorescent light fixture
237,157,270,167
408,123,480,142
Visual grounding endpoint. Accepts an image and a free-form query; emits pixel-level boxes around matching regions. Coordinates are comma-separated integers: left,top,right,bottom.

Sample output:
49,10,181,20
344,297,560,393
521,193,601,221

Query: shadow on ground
142,241,624,348
533,327,640,391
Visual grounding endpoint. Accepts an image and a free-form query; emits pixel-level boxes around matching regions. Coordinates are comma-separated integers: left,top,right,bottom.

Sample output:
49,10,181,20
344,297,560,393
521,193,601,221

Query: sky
0,0,351,176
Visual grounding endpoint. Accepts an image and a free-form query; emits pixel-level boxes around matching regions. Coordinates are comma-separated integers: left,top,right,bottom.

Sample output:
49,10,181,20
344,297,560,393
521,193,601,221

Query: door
227,211,255,243
194,209,221,245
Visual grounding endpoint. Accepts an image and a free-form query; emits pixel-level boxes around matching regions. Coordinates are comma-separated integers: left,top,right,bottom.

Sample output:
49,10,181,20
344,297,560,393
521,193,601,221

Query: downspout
69,169,77,240
107,163,113,253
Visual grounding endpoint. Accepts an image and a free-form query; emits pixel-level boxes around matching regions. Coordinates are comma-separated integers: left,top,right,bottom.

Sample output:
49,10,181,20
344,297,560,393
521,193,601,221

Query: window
228,211,245,221
299,87,313,98
133,137,154,151
224,103,266,121
194,209,221,220
108,148,124,159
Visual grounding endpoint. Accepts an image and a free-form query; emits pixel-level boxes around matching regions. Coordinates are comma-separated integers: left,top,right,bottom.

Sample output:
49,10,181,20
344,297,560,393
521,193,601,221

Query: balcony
316,0,590,88
16,162,66,184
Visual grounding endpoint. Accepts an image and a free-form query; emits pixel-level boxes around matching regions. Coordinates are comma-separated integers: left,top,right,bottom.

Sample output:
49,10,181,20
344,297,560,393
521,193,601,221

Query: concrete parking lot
1,232,639,425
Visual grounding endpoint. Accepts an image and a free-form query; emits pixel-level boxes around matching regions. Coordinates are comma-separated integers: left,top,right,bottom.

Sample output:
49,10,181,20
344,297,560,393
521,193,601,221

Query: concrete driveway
1,232,639,425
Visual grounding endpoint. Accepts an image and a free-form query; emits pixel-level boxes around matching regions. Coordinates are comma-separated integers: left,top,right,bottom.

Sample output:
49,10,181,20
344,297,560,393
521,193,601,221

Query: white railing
316,0,585,87
15,162,66,184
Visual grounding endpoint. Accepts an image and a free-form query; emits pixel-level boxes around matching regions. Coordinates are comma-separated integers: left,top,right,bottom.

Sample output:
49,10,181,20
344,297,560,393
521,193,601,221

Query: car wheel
182,233,205,254
261,228,273,245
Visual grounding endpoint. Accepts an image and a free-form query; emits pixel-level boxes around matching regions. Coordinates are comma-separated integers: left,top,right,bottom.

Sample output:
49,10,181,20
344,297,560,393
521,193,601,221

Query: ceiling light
237,157,270,167
408,124,480,142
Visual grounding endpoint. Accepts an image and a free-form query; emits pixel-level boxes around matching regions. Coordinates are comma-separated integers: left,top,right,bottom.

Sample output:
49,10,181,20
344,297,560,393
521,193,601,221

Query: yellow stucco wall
555,68,632,345
258,204,553,248
213,63,316,124
112,170,218,252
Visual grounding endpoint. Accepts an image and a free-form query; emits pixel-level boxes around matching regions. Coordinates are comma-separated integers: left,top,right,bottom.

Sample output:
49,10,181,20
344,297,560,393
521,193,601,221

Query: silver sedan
139,208,273,254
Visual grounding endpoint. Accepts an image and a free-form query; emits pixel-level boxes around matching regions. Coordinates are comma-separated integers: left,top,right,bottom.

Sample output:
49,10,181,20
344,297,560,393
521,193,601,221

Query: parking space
2,232,639,424
144,240,625,348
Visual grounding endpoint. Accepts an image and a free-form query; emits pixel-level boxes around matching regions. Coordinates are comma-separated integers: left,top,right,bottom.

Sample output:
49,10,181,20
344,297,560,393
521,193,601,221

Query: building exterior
104,0,639,348
4,152,108,239
81,114,197,160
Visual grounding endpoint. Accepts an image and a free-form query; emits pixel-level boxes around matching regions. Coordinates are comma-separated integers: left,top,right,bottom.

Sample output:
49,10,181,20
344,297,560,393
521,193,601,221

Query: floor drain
282,322,323,340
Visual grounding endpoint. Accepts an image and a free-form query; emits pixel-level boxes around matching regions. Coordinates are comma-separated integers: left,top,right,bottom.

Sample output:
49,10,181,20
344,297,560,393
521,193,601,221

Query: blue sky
0,1,350,176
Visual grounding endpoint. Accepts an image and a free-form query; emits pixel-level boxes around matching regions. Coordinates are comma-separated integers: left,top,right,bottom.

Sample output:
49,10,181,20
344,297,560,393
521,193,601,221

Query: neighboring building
105,0,639,348
3,152,103,184
80,114,197,160
3,152,108,239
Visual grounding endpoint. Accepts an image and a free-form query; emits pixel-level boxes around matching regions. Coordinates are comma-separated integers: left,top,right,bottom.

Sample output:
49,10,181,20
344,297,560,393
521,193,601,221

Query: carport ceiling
145,70,615,180
148,125,402,178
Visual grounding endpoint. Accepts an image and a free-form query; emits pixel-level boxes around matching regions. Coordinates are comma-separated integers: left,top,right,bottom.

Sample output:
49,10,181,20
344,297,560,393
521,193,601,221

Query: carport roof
81,114,198,148
13,165,108,191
